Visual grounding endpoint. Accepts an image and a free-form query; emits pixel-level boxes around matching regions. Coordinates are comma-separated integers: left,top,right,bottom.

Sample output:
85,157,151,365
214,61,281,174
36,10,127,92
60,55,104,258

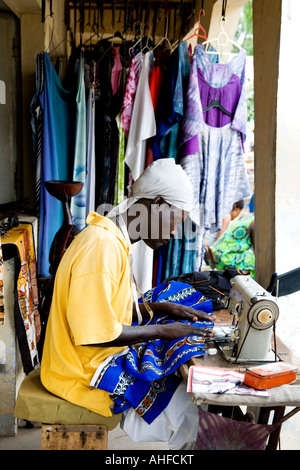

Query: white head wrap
106,159,194,218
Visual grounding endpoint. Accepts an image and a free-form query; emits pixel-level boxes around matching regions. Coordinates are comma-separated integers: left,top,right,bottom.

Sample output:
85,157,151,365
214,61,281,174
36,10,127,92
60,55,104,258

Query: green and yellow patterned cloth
212,215,255,277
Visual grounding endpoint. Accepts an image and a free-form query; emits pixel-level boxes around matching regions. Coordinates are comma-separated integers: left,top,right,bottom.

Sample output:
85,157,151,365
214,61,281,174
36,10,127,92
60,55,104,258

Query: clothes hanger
202,16,242,58
202,98,233,117
128,22,143,56
202,85,233,117
186,8,208,42
107,31,124,45
141,25,152,52
81,24,105,48
152,17,174,53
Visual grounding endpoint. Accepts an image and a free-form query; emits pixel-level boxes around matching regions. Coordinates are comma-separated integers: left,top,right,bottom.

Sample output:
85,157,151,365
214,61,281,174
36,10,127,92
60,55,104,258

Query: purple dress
179,45,251,267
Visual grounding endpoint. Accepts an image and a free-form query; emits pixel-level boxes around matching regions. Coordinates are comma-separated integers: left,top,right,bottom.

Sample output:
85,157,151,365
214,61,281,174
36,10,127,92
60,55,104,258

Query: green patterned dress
212,215,255,277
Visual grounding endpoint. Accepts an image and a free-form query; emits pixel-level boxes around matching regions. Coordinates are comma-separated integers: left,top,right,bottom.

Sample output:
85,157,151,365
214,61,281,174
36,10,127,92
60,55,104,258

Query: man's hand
150,301,216,323
87,318,214,348
159,321,214,341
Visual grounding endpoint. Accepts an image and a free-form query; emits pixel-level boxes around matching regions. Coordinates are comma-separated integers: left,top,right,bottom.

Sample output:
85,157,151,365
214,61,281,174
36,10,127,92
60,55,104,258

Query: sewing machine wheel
247,301,279,330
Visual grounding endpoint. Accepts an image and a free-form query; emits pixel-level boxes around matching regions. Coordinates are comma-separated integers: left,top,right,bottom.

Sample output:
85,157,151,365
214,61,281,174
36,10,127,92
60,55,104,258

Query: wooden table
180,309,300,450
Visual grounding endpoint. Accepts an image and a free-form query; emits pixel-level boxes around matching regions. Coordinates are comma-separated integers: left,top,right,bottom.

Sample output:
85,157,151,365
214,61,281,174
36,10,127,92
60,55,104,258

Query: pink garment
121,52,143,136
111,46,123,95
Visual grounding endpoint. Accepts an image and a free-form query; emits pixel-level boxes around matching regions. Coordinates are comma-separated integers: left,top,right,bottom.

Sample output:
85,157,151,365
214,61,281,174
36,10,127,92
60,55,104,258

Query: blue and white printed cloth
90,281,214,424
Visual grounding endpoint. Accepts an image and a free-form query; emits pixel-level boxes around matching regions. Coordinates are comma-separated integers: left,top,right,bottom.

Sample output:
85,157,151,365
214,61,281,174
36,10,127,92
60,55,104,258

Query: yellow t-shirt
40,212,133,416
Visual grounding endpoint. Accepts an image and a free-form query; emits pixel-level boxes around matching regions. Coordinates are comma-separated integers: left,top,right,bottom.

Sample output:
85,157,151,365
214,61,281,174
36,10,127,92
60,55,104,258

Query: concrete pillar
253,1,300,448
253,0,280,287
253,0,300,283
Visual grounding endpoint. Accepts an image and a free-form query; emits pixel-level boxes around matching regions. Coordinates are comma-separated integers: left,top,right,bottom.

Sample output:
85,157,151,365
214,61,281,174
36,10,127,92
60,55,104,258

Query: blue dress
38,53,75,276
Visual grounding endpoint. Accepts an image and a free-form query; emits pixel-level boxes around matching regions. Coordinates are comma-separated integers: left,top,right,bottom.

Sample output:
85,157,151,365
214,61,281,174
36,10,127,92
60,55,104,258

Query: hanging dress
121,51,143,137
94,49,119,208
85,62,96,217
111,45,123,96
70,53,87,231
151,41,195,284
37,52,75,276
152,40,190,162
30,53,44,220
180,44,251,237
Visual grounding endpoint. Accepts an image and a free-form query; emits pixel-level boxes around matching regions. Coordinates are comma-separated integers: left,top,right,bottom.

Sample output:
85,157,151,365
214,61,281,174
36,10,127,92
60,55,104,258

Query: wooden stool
14,369,122,450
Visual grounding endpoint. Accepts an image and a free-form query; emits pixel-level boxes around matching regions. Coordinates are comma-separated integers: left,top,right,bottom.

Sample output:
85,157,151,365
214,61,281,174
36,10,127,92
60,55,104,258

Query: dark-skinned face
126,197,188,249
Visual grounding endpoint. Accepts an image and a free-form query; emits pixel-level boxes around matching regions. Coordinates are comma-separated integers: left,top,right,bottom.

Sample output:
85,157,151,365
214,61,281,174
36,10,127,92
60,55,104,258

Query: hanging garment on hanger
70,53,87,231
149,49,167,111
123,51,157,294
121,51,143,137
30,53,45,220
113,64,128,206
94,49,119,208
179,44,251,240
85,63,96,217
181,43,247,152
124,50,156,181
164,217,199,280
111,45,123,96
37,52,75,277
113,113,126,205
144,48,169,168
151,41,195,285
152,40,190,162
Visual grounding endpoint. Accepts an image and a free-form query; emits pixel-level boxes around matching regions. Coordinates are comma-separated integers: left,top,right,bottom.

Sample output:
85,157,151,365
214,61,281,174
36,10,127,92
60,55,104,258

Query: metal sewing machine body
217,275,280,363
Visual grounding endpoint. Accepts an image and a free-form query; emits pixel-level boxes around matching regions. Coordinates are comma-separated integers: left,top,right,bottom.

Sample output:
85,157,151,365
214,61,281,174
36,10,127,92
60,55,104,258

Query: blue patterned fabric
91,281,214,424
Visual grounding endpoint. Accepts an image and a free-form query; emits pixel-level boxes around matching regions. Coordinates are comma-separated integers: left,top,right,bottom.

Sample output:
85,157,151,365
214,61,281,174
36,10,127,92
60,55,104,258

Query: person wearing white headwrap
106,158,194,218
41,158,214,450
98,158,195,294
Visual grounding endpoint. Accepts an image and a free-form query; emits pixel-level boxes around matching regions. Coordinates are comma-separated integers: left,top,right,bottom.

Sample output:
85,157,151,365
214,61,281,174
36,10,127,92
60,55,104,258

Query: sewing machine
216,275,280,363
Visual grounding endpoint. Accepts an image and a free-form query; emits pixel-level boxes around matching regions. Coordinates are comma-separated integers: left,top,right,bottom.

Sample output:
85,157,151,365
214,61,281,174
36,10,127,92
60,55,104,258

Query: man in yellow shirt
41,159,214,449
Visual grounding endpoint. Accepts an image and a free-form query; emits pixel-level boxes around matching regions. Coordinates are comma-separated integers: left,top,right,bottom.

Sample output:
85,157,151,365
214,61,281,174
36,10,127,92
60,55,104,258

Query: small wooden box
41,424,108,450
244,362,298,390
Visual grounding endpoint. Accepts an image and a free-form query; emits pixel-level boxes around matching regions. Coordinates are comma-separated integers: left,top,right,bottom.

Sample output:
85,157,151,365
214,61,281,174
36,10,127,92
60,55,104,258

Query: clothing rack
64,0,195,48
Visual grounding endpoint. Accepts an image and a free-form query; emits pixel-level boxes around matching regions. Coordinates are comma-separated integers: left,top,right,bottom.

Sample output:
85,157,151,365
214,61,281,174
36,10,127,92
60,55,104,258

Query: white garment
120,381,199,450
132,240,154,294
124,51,156,181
